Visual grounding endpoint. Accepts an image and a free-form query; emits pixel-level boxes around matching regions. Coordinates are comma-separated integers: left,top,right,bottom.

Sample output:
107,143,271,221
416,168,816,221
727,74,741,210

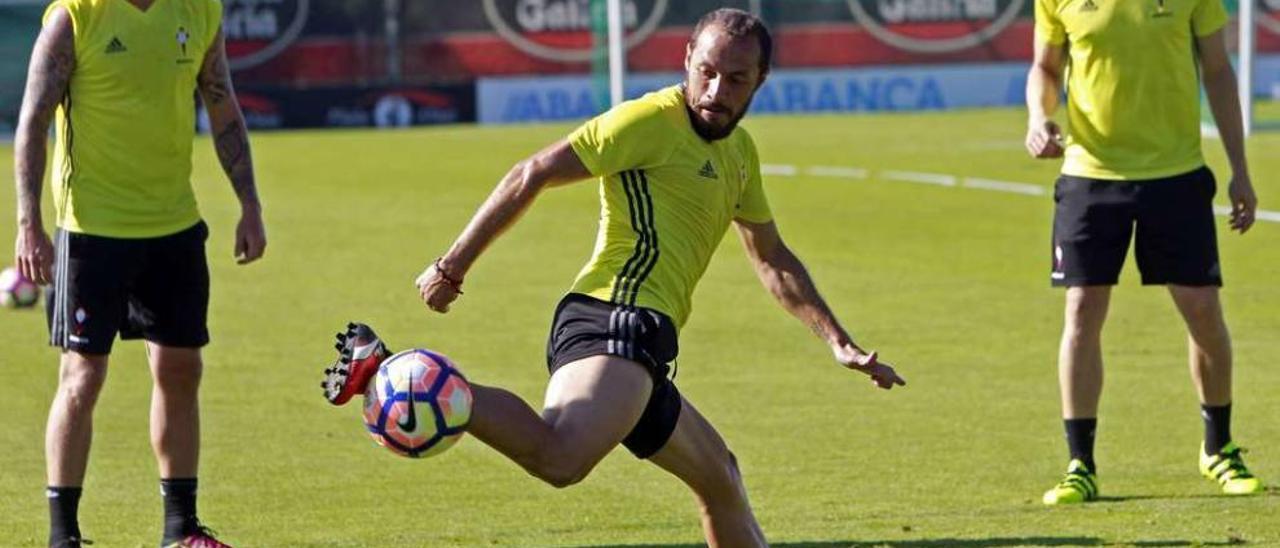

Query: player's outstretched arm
734,219,905,390
415,140,592,313
1025,40,1067,159
198,26,266,264
1198,29,1257,234
13,7,73,285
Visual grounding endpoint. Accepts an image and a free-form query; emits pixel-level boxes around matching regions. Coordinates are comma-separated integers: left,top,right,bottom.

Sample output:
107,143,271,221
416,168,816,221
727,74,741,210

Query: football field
1,107,1277,546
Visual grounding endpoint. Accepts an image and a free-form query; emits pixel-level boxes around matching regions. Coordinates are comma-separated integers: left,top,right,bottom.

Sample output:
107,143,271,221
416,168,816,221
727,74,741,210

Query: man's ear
684,42,693,71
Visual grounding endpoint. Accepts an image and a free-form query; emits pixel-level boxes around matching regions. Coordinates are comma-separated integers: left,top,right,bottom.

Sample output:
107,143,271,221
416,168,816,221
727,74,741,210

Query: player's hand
415,259,463,314
235,205,267,264
834,346,906,390
15,224,54,285
1026,118,1065,159
1227,174,1258,234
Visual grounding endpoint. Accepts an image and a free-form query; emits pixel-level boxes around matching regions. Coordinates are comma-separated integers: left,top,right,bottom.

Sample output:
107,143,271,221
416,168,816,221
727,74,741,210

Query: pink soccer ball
362,349,473,458
0,267,40,308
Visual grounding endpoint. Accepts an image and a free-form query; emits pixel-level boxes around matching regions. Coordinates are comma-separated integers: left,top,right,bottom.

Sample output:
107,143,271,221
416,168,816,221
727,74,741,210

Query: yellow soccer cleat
1043,459,1099,505
1200,442,1264,495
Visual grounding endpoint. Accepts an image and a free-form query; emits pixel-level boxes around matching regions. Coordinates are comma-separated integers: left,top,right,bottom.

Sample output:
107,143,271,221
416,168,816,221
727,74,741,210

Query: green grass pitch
1,107,1277,546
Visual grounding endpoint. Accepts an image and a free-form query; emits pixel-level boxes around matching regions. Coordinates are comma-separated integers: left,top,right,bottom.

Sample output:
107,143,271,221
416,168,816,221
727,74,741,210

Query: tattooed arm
197,26,266,264
13,7,74,285
734,218,905,389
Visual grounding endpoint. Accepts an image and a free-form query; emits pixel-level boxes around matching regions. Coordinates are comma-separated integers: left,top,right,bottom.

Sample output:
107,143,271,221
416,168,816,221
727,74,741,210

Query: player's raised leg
648,397,765,548
1168,285,1263,495
46,352,109,547
467,355,653,488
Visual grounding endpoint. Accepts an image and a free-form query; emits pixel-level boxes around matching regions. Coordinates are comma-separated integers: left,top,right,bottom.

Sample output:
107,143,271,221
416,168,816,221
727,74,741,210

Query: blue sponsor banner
478,63,1030,124
1259,54,1280,98
478,73,680,124
752,63,1027,113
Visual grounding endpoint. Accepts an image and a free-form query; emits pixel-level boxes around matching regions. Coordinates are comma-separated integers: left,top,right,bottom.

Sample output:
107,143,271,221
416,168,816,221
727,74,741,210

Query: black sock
160,478,199,544
1201,403,1232,455
47,486,82,546
1064,418,1097,474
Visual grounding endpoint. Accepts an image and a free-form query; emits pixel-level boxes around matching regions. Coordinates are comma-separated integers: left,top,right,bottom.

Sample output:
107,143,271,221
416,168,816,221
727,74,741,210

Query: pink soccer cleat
164,524,231,548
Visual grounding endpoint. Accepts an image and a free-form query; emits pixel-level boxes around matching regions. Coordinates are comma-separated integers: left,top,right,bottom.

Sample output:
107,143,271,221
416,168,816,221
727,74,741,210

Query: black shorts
1051,166,1221,287
47,221,211,355
545,292,681,459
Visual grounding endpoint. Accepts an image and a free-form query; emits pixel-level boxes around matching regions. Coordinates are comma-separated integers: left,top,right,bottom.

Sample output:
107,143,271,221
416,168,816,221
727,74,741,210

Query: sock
47,486,83,546
1201,403,1232,455
160,478,199,544
1064,418,1097,474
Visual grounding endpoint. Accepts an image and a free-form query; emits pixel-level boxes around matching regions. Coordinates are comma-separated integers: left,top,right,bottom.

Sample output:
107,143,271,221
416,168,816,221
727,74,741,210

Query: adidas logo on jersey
105,36,127,54
1080,0,1098,11
698,160,718,179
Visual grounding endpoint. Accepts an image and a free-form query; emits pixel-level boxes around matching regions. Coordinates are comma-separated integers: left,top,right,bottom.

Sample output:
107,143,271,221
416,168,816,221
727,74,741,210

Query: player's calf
321,322,392,405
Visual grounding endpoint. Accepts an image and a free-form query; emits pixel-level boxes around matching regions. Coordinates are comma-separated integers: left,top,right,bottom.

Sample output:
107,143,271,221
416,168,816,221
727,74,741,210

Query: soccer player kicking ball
322,8,903,546
1027,0,1263,504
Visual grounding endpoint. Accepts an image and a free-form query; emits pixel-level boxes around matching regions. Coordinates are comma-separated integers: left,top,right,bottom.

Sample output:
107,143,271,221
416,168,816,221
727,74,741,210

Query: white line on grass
806,165,869,179
960,177,1046,196
881,170,957,187
1214,205,1280,223
764,162,1280,224
761,163,798,176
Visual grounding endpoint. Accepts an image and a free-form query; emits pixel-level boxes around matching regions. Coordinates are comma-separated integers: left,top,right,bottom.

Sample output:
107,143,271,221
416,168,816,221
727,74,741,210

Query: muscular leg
46,352,110,486
1167,285,1232,407
147,344,203,478
649,398,765,548
1059,286,1111,419
466,355,652,487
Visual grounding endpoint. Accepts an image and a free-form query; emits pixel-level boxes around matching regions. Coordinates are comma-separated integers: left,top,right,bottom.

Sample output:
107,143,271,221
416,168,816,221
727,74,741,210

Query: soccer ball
363,348,473,458
0,267,40,308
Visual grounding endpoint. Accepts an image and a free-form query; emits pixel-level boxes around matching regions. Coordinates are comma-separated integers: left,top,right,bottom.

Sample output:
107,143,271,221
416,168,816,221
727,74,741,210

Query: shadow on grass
584,537,1248,547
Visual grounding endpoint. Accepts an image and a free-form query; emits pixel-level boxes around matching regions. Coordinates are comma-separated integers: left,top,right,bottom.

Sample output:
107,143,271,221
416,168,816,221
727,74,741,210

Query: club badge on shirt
176,26,193,63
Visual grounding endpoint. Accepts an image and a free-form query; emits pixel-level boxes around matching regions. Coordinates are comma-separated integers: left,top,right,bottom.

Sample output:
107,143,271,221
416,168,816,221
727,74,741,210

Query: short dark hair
689,8,772,75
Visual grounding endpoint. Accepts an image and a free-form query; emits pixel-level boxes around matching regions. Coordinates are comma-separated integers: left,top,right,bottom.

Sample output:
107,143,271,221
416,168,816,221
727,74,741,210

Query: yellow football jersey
1036,0,1227,180
46,0,222,238
568,85,772,329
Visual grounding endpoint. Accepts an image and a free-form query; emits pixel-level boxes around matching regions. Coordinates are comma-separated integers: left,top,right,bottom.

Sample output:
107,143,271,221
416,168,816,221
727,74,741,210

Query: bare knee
521,440,597,489
1063,287,1109,342
57,354,108,414
1171,287,1226,334
152,350,203,395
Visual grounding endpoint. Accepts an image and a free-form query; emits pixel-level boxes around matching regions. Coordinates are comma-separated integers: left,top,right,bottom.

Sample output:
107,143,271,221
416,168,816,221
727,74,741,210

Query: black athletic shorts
47,221,211,355
1051,166,1221,287
545,292,681,459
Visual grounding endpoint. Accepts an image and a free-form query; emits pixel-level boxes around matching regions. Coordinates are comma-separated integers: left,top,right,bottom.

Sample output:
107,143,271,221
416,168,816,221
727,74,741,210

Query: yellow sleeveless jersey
567,85,773,329
1035,0,1227,180
46,0,222,238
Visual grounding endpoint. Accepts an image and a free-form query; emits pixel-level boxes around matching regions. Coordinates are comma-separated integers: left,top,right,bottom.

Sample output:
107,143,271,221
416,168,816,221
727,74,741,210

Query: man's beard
685,97,751,141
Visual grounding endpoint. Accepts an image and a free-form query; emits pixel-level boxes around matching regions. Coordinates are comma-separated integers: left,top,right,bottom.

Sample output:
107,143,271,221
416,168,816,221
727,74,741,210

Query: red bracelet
434,258,464,294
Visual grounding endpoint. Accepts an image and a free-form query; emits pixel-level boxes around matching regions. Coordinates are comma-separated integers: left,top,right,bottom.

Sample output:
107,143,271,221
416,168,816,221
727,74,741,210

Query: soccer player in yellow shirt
1026,0,1262,504
13,0,265,545
323,8,903,546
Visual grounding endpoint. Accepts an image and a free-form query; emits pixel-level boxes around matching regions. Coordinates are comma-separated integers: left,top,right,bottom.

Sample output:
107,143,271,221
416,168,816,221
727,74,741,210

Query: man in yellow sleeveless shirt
320,9,903,546
13,0,264,544
1026,0,1262,504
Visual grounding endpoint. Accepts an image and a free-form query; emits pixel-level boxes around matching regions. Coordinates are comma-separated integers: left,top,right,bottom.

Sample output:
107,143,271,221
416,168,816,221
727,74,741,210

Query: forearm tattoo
214,119,258,204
